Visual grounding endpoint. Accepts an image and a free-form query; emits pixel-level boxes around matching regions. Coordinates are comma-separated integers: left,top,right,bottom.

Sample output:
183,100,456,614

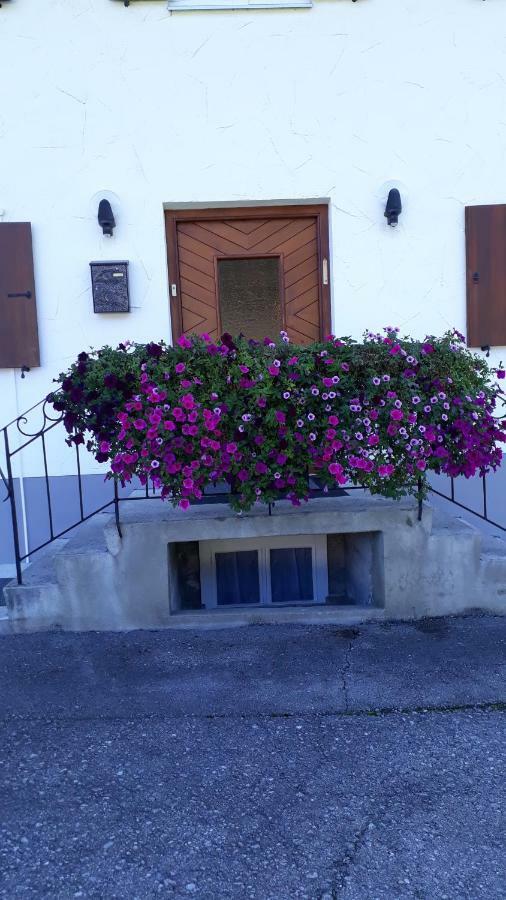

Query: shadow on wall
0,579,10,607
428,455,506,539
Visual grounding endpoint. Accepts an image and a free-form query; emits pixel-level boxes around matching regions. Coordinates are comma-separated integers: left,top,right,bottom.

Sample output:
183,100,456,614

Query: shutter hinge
322,258,329,286
171,283,177,297
472,272,480,284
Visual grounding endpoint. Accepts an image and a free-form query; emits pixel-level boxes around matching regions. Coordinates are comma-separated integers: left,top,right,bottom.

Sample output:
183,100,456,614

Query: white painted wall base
1,0,506,464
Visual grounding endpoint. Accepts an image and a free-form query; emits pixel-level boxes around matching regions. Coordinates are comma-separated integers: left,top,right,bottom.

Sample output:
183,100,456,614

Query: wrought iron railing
1,396,504,586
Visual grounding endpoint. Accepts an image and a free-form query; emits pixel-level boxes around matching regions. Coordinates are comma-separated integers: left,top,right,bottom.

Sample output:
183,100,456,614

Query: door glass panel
215,550,260,605
218,257,281,341
270,547,313,603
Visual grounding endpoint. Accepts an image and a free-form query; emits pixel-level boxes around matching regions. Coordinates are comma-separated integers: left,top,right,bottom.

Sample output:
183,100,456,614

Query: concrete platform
4,494,506,631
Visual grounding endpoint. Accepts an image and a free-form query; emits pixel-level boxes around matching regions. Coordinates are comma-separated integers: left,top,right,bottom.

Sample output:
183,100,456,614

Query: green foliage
49,329,505,511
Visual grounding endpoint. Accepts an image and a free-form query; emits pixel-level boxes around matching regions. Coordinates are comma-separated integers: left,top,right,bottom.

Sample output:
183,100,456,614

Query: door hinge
322,258,329,286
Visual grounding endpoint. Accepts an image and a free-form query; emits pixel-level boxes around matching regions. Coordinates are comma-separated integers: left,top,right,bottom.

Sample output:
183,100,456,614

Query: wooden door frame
164,203,332,343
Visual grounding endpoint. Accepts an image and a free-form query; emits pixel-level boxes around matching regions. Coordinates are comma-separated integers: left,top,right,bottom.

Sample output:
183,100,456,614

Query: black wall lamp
98,199,116,236
384,188,402,227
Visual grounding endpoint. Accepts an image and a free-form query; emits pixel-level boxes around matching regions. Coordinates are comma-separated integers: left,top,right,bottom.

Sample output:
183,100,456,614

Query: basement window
199,535,328,609
169,531,384,612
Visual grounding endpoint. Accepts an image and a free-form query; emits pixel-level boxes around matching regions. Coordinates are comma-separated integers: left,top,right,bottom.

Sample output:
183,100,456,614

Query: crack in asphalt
341,638,355,712
1,700,505,726
330,819,372,897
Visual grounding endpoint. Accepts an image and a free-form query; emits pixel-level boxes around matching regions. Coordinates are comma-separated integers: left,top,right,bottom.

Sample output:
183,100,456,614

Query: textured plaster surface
1,0,506,475
0,618,506,898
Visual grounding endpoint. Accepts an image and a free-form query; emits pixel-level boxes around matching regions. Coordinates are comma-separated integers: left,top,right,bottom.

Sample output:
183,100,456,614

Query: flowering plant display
49,329,506,512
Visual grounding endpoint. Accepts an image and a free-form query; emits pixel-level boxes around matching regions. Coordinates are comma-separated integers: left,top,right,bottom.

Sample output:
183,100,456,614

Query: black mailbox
90,261,130,313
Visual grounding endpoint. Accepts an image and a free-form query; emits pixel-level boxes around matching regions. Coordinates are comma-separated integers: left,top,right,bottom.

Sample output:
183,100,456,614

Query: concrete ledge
5,495,506,632
104,495,432,554
160,605,387,630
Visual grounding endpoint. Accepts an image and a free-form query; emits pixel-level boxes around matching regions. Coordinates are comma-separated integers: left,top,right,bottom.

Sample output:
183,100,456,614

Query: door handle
7,291,32,299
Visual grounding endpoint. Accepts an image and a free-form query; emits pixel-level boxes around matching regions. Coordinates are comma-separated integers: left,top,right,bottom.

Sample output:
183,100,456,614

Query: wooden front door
165,205,331,344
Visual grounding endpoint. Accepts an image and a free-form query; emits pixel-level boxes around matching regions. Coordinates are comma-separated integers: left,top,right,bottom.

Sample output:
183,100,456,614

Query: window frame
198,533,328,609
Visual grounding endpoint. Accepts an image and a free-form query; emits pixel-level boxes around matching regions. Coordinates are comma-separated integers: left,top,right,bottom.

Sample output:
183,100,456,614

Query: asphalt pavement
1,616,505,899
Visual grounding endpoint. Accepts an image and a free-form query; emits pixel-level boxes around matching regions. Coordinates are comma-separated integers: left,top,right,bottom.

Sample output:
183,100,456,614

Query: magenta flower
378,464,395,478
181,394,195,410
175,363,186,374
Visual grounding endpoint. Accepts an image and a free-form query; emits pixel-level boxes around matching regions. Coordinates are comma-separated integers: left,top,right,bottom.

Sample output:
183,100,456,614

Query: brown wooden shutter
0,223,40,368
466,204,506,348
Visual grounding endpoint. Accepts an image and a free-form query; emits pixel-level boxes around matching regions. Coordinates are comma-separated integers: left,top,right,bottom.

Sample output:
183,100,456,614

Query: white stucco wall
1,0,506,475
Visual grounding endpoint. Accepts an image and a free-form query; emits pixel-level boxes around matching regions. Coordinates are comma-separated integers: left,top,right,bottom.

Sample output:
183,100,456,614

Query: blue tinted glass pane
270,548,313,603
215,551,260,605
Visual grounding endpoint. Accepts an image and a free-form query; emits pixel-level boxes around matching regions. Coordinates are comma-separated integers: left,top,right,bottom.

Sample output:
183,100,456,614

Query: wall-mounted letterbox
90,261,130,313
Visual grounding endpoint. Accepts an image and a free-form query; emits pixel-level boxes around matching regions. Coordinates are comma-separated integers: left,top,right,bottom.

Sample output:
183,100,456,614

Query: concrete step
4,513,114,627
481,533,506,559
479,532,506,606
4,496,506,632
